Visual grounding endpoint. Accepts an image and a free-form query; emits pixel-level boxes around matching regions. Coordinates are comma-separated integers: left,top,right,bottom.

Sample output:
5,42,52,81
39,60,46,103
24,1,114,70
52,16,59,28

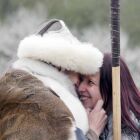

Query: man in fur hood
0,19,105,140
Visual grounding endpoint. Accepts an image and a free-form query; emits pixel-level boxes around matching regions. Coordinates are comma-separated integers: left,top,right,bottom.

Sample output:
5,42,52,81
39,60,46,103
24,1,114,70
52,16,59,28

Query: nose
78,81,87,92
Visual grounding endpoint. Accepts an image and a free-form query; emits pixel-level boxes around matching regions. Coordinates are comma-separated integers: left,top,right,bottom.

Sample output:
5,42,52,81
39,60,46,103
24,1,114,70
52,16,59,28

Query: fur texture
0,69,76,140
0,19,101,140
17,25,103,75
13,58,89,134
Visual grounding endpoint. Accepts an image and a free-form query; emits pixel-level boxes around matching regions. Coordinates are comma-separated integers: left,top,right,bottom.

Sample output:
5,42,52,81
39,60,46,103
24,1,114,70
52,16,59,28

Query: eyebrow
89,78,96,83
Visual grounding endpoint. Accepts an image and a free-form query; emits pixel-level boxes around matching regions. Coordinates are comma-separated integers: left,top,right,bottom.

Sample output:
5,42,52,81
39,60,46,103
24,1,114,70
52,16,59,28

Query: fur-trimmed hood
17,19,103,75
13,58,89,134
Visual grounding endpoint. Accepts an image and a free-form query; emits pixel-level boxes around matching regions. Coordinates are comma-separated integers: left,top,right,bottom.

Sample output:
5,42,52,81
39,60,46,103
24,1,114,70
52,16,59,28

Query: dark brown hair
100,53,140,133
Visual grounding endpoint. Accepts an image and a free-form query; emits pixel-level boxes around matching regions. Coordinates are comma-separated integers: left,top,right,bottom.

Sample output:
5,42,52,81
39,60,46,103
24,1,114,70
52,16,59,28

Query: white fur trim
17,33,103,75
13,58,77,97
36,75,89,134
13,58,89,134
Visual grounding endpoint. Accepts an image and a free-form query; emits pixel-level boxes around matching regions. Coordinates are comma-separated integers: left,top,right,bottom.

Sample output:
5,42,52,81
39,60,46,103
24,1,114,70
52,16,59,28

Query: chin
82,102,92,110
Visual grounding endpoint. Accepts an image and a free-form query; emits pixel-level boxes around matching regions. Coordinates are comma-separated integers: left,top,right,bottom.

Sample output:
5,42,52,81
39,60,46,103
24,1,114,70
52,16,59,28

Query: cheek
89,87,102,101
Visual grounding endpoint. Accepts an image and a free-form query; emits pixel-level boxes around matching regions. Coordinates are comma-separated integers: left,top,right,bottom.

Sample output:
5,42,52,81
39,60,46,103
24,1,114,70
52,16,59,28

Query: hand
86,100,107,137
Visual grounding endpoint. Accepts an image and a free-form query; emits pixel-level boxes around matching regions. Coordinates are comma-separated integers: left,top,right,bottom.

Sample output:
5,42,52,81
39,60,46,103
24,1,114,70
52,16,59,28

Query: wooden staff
111,0,121,140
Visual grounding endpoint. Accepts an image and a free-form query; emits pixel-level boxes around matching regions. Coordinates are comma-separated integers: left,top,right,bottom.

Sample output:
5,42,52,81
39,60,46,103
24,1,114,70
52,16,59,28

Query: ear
37,19,62,36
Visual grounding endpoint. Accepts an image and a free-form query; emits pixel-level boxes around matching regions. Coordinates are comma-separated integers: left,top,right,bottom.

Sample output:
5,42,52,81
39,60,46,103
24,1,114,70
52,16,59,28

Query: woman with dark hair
78,53,140,140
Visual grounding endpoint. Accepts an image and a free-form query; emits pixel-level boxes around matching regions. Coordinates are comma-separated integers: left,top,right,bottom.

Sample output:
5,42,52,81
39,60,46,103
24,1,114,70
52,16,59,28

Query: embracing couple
0,19,139,140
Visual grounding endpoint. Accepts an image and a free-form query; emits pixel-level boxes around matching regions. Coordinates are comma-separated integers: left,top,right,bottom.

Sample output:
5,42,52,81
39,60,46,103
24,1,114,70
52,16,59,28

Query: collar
13,58,78,97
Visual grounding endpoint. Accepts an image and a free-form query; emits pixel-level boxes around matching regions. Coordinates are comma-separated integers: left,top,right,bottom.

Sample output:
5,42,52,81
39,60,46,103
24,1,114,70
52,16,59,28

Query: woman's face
78,72,102,109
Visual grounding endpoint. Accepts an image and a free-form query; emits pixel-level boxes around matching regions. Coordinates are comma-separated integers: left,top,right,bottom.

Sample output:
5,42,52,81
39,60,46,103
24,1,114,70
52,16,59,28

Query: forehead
84,72,100,80
65,71,79,76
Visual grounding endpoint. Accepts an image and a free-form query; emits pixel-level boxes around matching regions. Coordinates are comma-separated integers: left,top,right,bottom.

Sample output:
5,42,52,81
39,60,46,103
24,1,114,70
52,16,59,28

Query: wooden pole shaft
112,66,121,140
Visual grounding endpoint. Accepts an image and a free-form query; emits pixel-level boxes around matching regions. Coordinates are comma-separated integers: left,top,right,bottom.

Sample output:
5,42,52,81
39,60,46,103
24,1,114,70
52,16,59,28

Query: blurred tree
45,0,109,28
0,0,38,21
0,0,140,46
121,0,140,46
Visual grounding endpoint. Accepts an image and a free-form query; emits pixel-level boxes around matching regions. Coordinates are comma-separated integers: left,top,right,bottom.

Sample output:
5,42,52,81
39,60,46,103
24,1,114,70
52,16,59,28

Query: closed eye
88,80,95,86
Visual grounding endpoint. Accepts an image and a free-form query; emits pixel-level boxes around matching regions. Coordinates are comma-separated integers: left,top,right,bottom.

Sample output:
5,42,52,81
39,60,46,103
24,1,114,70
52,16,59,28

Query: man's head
17,19,103,76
